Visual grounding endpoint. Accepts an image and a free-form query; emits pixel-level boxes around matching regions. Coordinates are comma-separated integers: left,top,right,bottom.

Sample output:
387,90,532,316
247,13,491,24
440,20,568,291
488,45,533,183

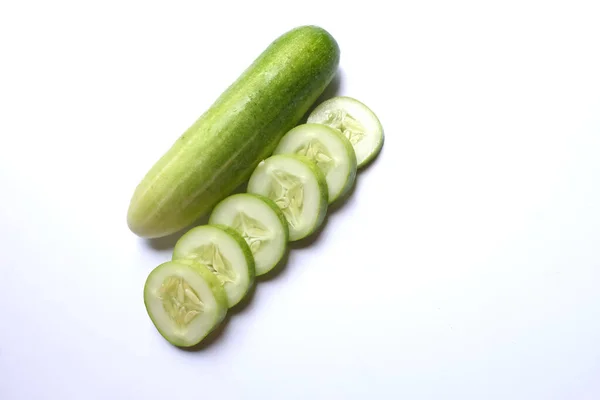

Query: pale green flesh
158,275,204,327
127,26,340,238
232,211,271,254
273,123,357,203
172,225,255,307
307,96,383,168
209,193,288,275
268,169,305,230
184,243,237,285
247,155,328,241
144,260,228,347
321,109,365,145
296,139,334,174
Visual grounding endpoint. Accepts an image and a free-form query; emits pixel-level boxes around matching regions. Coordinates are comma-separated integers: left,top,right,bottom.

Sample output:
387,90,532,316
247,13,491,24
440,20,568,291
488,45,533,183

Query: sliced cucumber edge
208,193,289,276
267,153,329,241
308,95,384,168
143,259,228,348
171,224,256,308
280,123,358,203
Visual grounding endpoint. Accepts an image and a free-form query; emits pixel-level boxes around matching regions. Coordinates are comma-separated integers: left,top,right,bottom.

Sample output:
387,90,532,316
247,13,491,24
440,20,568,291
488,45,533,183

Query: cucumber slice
307,96,384,167
273,123,357,203
144,260,228,347
172,225,255,308
209,194,289,276
247,154,328,241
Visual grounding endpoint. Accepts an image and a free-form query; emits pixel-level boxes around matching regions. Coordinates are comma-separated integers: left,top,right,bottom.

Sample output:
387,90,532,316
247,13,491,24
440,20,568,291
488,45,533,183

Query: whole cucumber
127,26,340,238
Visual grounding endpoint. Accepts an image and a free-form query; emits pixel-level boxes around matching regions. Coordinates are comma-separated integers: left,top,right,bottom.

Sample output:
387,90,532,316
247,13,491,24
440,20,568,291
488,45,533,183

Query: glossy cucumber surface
128,26,340,238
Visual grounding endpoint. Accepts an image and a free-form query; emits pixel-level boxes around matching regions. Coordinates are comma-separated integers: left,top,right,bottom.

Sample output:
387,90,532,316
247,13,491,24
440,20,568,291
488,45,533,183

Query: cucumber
172,225,255,308
273,123,357,203
247,154,328,241
209,194,288,276
127,26,340,238
307,96,383,167
144,259,228,347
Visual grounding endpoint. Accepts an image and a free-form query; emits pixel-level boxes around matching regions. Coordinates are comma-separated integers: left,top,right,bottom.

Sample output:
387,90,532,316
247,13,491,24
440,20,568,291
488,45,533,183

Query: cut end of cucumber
209,193,289,276
144,260,228,348
273,123,357,203
307,96,384,168
172,225,255,308
247,154,328,241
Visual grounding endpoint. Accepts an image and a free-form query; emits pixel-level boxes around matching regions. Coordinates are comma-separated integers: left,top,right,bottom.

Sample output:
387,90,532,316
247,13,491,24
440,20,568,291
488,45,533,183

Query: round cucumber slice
307,96,384,167
247,154,328,241
172,225,255,308
273,123,357,203
209,193,289,276
144,260,228,347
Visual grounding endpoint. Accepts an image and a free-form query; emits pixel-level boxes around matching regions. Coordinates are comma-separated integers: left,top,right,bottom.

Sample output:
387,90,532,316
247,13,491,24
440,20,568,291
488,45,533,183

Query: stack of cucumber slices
143,96,384,347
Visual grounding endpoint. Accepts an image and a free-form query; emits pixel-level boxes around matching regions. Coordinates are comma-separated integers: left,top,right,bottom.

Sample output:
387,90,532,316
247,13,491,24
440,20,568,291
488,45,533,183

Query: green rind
308,96,383,168
143,260,228,348
274,123,357,203
208,193,289,276
127,25,340,238
172,225,255,308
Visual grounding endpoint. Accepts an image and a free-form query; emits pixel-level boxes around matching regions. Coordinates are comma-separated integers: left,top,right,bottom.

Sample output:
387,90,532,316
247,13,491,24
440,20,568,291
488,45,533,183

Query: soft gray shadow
256,248,292,282
178,313,232,352
289,213,329,250
288,142,386,249
327,173,359,215
178,277,258,352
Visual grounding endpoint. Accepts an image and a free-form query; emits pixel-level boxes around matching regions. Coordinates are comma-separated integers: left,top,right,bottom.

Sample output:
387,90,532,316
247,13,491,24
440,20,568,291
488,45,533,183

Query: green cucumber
307,96,384,167
247,154,328,241
273,123,357,203
209,194,289,276
172,225,255,308
144,259,228,347
127,26,340,238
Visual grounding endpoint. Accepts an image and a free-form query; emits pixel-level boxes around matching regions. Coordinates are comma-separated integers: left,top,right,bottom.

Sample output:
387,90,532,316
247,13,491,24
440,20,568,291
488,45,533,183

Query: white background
1,1,599,399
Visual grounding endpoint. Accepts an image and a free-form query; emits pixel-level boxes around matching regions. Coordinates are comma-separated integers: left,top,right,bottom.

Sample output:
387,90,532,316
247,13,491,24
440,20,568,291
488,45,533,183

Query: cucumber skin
127,26,340,238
